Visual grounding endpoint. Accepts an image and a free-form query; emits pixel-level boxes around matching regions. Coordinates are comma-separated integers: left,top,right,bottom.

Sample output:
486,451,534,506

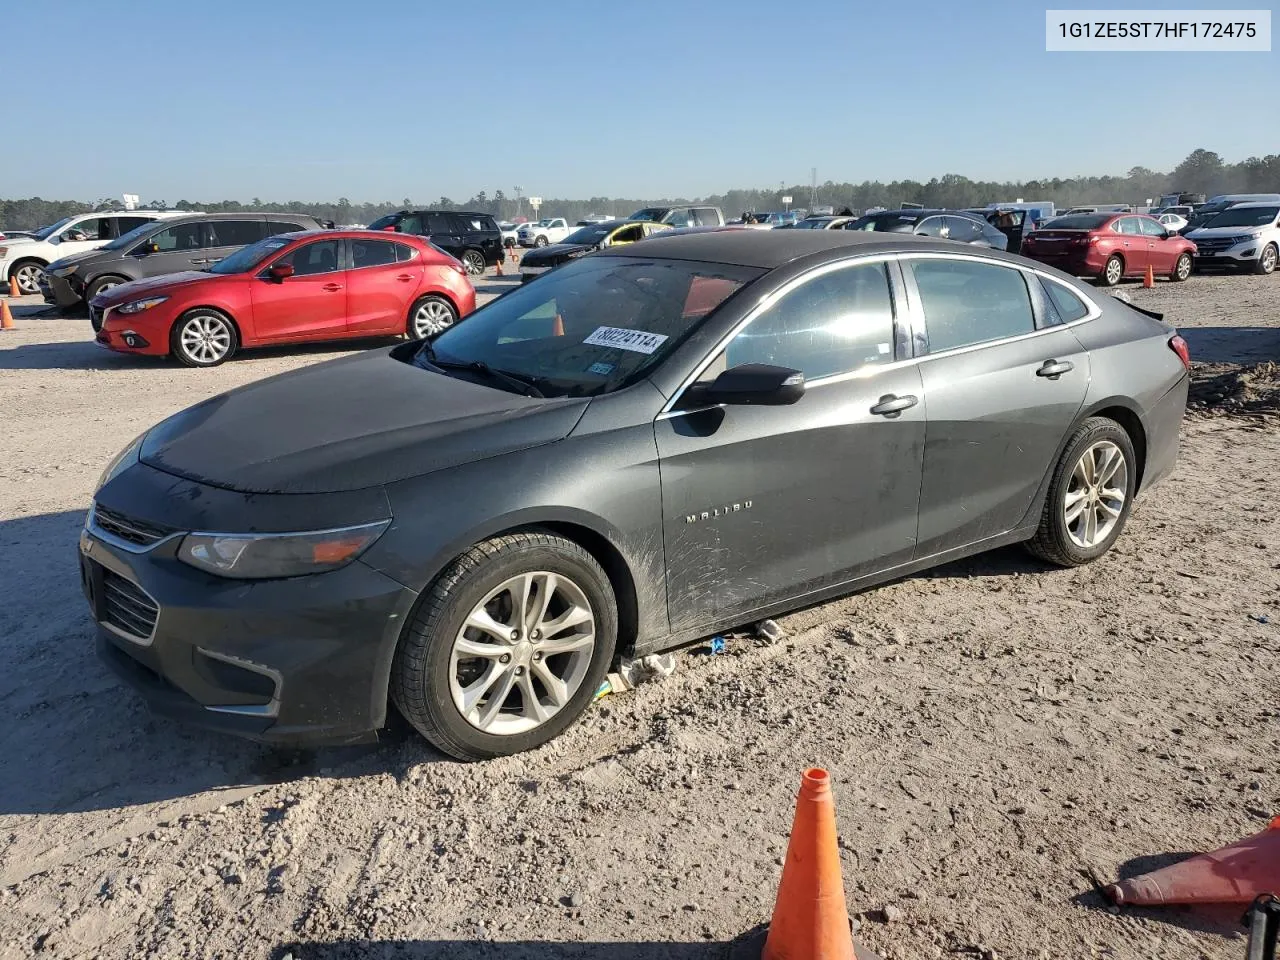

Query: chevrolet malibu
92,230,475,367
83,231,1189,760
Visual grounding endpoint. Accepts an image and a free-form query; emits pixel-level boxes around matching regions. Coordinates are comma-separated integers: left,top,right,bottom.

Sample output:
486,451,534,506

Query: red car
1020,212,1196,286
92,230,476,367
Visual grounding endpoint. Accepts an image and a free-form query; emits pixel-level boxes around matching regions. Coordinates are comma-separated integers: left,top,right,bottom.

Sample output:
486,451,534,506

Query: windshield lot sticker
583,326,669,354
586,361,616,376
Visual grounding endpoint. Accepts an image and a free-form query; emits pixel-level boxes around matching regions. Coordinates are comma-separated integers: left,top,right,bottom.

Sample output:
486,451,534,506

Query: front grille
1194,237,1240,254
92,505,175,548
101,569,159,642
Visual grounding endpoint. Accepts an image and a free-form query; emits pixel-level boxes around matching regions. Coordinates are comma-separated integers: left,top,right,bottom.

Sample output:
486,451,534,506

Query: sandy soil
0,269,1277,960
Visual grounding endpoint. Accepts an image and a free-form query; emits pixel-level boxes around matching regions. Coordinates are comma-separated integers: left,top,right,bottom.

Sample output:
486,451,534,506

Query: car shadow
0,336,405,372
0,509,436,819
1071,851,1247,940
1179,326,1280,365
915,544,1048,580
271,940,729,960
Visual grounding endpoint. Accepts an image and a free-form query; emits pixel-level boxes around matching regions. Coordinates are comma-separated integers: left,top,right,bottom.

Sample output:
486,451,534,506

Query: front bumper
80,508,418,746
95,301,180,356
41,271,85,308
1192,240,1264,266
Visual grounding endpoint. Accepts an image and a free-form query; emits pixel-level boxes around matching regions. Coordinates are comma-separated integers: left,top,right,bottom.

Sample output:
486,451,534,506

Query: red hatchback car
92,230,476,367
1020,212,1197,286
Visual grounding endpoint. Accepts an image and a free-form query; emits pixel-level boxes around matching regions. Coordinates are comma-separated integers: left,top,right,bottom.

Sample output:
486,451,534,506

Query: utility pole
810,167,817,208
514,186,523,220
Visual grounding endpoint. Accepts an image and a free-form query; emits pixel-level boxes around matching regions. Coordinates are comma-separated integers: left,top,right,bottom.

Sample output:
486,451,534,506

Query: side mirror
690,363,805,407
269,262,295,280
145,241,160,254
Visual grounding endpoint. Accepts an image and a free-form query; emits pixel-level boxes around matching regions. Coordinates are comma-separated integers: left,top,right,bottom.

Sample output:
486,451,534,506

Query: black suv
42,212,323,313
366,210,503,276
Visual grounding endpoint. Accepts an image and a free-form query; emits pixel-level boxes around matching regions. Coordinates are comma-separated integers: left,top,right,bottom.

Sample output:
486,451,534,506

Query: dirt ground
0,267,1277,960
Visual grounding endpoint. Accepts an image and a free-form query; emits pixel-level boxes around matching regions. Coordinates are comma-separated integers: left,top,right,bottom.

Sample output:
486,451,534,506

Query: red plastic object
1106,817,1280,906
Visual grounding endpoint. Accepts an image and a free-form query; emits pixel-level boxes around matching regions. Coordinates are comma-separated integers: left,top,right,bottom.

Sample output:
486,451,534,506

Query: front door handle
188,258,207,264
1036,359,1074,379
396,273,414,282
869,394,918,417
322,283,344,292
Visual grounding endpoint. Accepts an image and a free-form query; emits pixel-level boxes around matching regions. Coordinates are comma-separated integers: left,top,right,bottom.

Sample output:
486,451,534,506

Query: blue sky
5,0,1274,202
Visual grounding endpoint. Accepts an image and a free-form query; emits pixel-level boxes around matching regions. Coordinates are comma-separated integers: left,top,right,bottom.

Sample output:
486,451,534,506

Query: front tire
86,275,128,309
407,295,458,339
1255,243,1277,275
534,235,549,247
461,250,485,277
170,309,238,367
1026,417,1136,567
391,532,617,760
9,260,44,296
1098,255,1124,287
1170,253,1192,282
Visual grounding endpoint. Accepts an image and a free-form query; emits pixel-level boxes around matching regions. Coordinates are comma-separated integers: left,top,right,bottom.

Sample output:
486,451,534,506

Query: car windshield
562,225,612,245
795,219,830,229
366,213,402,230
414,255,763,398
628,208,668,222
101,220,163,251
207,237,291,274
1202,206,1278,228
846,213,919,232
1043,214,1112,230
31,217,75,241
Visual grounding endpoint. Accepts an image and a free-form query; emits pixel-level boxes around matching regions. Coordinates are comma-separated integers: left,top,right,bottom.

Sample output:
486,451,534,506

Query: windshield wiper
419,344,545,398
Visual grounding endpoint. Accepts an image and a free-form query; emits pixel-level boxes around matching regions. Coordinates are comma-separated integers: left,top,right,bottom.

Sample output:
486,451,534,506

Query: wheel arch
172,304,244,348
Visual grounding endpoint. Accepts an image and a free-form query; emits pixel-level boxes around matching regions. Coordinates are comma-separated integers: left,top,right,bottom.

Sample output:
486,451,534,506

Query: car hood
95,271,216,306
1187,225,1269,237
521,242,595,266
47,248,103,272
139,347,590,494
0,236,37,250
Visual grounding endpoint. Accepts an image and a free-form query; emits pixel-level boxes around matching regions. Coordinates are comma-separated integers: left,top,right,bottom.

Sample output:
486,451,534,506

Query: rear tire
1170,253,1192,282
170,308,238,367
1098,255,1124,287
391,531,617,761
1255,243,1277,275
407,294,458,339
1026,417,1136,567
461,250,485,277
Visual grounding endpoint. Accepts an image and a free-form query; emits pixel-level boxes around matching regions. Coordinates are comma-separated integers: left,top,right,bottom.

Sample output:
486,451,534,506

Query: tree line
2,149,1276,231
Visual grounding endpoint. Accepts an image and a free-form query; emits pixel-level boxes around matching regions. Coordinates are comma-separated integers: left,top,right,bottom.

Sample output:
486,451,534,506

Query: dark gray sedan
83,231,1189,760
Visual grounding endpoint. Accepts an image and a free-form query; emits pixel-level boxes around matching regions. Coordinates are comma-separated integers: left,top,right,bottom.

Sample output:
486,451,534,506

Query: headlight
96,432,146,491
177,520,391,580
0,246,9,257
117,296,168,314
51,263,78,277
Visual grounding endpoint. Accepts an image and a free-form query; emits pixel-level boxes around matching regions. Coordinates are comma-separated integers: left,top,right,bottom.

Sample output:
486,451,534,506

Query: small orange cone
495,257,504,276
1143,265,1155,288
763,769,857,960
1106,816,1280,906
553,313,565,336
8,275,18,297
1,298,16,330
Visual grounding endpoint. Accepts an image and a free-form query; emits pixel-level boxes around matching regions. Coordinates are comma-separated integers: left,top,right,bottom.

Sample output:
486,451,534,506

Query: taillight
1169,334,1191,370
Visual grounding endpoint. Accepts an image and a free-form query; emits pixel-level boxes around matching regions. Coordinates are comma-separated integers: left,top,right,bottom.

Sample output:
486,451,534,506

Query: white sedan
1157,212,1189,233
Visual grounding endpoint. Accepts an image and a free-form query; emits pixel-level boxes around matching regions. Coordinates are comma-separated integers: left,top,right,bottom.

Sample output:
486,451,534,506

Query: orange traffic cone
1143,265,1155,288
1,298,16,330
553,313,565,336
495,257,504,276
1106,816,1280,906
762,769,858,960
8,275,18,297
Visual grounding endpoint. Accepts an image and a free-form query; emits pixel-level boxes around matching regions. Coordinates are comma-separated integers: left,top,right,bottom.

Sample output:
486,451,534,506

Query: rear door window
944,217,983,242
146,221,208,253
207,219,265,247
916,217,949,238
426,213,454,234
909,258,1036,353
350,238,399,269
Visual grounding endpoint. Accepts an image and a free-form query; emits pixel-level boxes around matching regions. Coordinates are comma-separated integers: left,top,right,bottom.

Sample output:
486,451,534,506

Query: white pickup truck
517,218,571,247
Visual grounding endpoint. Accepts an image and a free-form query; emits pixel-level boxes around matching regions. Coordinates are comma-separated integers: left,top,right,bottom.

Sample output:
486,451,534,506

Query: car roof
1223,201,1280,209
597,228,978,268
272,229,425,241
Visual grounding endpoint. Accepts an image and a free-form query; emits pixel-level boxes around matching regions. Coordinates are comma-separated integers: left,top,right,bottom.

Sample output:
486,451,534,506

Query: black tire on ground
9,260,45,296
406,294,459,339
534,235,549,247
1170,253,1192,282
1097,255,1124,287
1025,417,1137,567
1255,243,1277,275
390,531,617,761
169,308,239,368
86,275,129,307
461,250,485,276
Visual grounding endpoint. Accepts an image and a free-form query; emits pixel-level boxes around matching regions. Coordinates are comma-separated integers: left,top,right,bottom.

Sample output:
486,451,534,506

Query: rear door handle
396,274,413,282
1036,359,1074,379
322,283,344,292
869,394,918,417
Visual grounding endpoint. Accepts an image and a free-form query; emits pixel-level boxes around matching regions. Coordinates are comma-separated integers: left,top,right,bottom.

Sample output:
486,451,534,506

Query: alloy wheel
412,299,455,338
462,251,485,276
178,314,233,364
1063,440,1128,548
1175,255,1191,280
448,571,595,736
14,264,42,295
1105,258,1123,285
1263,246,1277,274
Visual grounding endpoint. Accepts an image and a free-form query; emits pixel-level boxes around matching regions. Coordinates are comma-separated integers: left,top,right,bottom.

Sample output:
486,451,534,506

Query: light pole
514,186,523,220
